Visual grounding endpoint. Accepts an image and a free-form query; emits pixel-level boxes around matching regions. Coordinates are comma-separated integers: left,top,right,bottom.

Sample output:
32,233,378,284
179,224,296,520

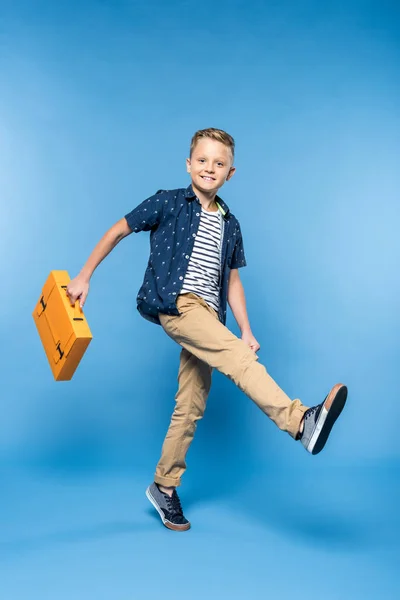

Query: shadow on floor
0,521,152,561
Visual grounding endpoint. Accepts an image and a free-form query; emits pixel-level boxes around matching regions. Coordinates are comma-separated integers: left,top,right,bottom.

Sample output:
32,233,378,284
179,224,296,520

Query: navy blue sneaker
146,483,190,531
301,383,347,454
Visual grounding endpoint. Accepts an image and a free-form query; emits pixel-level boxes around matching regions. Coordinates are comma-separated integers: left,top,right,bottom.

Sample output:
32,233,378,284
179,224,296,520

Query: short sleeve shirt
124,184,246,325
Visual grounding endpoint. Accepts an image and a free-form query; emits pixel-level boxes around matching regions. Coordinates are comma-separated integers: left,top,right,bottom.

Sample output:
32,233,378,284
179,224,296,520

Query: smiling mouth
201,176,215,182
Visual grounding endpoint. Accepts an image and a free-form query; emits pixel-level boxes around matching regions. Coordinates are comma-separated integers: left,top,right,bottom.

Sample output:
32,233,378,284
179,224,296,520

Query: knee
172,397,206,423
227,346,258,384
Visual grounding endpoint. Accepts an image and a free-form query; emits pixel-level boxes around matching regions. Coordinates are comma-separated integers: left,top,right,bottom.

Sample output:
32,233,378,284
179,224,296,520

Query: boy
66,128,347,532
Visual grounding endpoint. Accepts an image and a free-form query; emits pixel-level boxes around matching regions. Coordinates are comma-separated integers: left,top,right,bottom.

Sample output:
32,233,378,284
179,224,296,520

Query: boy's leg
159,293,307,439
154,346,212,488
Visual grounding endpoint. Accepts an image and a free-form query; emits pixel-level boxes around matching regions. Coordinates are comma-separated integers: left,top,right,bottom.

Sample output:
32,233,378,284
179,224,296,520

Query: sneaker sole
310,383,348,455
145,486,191,532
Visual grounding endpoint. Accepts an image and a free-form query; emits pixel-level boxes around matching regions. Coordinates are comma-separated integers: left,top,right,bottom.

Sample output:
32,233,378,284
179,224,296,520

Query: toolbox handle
60,286,84,321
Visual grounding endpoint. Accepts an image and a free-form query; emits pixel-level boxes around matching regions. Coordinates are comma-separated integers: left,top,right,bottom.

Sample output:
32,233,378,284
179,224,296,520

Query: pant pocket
176,293,198,308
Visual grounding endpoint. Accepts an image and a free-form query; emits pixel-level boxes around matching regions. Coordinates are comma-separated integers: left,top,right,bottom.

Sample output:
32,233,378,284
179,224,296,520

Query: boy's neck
191,183,219,212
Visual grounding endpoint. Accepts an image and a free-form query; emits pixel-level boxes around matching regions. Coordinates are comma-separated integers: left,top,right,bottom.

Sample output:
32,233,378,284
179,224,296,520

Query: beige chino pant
155,292,308,488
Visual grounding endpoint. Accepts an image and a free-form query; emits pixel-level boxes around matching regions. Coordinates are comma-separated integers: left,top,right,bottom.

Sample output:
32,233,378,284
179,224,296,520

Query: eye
198,158,205,163
217,162,224,167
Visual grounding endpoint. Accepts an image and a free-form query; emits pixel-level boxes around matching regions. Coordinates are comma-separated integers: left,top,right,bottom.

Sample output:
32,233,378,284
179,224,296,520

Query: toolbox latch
52,333,75,365
53,341,64,364
37,296,47,317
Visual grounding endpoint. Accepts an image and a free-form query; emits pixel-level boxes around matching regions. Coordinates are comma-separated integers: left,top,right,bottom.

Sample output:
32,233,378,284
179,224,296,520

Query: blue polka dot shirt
124,184,247,326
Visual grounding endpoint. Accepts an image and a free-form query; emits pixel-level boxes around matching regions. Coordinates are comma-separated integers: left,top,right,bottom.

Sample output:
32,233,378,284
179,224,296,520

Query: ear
226,166,236,181
186,158,191,173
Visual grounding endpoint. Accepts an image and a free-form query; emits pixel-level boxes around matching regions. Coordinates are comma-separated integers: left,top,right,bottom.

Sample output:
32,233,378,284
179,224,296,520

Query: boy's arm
67,188,162,307
78,218,132,281
66,218,132,307
227,269,260,353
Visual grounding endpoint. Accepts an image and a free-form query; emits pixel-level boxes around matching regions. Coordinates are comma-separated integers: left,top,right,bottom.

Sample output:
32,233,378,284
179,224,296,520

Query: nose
204,164,215,173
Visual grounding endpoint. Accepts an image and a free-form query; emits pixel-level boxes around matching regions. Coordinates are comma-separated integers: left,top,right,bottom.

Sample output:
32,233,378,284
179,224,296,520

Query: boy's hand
66,275,90,308
241,329,260,355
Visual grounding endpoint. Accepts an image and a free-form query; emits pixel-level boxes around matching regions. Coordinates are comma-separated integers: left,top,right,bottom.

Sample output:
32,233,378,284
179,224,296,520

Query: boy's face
186,138,235,195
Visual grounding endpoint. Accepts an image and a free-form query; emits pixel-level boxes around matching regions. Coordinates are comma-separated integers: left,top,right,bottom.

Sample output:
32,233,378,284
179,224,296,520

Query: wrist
79,268,91,282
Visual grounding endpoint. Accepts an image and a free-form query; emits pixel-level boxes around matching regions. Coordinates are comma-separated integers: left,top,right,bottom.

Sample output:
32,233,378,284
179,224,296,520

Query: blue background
1,0,399,598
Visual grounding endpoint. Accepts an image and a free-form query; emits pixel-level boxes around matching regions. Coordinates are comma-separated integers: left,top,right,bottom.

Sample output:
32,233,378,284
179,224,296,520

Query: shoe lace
304,406,318,419
305,405,320,420
166,491,183,516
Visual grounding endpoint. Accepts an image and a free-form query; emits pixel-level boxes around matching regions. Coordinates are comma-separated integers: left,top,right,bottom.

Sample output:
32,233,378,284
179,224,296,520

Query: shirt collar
184,184,231,220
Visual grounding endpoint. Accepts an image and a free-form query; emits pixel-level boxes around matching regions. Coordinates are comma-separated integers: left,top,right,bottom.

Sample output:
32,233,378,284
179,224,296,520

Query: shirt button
192,233,196,237
179,276,183,280
185,255,189,259
196,212,200,216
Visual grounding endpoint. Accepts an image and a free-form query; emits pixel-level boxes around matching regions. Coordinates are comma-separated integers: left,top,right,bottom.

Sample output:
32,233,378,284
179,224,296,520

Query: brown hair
190,128,235,162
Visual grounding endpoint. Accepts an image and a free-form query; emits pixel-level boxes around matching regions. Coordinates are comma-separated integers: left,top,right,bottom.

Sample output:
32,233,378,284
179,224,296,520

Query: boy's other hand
241,329,260,355
66,276,90,308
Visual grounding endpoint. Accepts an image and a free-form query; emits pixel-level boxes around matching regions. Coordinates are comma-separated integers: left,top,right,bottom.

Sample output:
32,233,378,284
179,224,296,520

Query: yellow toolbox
33,270,92,381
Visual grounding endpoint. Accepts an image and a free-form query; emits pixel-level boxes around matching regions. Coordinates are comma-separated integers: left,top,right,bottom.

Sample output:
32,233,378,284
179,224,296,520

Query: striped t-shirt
180,206,224,312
